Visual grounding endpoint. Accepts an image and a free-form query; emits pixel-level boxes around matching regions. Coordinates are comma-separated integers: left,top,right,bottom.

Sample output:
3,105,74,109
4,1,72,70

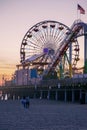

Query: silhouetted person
26,96,30,108
21,96,30,108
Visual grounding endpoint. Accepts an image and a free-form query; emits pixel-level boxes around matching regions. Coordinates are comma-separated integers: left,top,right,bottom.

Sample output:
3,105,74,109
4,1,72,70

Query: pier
0,78,87,104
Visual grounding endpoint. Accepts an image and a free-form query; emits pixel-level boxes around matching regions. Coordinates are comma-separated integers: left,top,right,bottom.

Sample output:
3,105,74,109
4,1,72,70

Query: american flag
77,4,85,14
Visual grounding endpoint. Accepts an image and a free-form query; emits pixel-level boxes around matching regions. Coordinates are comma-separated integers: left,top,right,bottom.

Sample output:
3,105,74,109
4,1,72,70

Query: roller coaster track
43,20,87,76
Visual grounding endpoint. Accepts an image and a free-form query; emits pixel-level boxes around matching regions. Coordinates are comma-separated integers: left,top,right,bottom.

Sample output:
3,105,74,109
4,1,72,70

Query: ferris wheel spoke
50,24,56,39
52,24,61,40
53,29,62,43
30,35,43,48
54,26,66,42
51,28,56,39
52,29,58,39
26,44,42,50
39,29,47,44
33,32,45,45
52,24,60,39
54,30,66,44
26,39,43,50
38,25,48,43
42,28,49,44
55,34,65,44
25,48,41,52
27,48,41,53
56,29,66,40
36,32,47,46
26,33,43,48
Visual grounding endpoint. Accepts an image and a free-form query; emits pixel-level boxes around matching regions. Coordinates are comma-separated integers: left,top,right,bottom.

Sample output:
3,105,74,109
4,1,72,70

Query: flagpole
77,5,78,20
78,0,81,20
77,0,78,19
80,13,81,20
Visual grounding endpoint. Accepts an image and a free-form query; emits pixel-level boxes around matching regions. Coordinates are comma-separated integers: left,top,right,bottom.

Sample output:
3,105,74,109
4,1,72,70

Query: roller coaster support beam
64,52,72,78
69,43,72,77
69,63,72,77
59,62,63,79
84,24,87,73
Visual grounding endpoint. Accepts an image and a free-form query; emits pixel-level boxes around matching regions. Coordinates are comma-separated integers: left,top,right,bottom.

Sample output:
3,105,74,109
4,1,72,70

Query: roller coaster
16,19,87,83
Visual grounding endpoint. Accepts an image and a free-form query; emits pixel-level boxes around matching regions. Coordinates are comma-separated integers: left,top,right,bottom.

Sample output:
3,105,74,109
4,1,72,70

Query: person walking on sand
21,96,30,108
25,96,30,108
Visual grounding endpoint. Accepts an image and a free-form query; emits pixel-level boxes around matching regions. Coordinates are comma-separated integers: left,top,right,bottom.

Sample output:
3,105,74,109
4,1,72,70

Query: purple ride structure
15,19,87,86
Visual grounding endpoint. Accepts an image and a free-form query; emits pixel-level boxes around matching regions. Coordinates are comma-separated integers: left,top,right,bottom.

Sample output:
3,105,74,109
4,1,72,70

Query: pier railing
1,77,87,90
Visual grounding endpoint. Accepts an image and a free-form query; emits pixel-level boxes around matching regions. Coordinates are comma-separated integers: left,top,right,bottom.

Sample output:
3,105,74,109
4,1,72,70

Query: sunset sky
0,0,87,85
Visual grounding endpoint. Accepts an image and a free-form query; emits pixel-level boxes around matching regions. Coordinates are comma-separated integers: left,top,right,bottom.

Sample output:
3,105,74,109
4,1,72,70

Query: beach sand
0,99,87,130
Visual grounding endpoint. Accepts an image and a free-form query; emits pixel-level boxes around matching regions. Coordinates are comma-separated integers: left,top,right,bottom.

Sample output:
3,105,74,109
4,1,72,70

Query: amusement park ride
16,19,87,85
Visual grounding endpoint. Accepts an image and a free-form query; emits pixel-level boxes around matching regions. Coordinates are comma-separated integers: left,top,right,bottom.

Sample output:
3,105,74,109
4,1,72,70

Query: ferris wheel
20,20,79,76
